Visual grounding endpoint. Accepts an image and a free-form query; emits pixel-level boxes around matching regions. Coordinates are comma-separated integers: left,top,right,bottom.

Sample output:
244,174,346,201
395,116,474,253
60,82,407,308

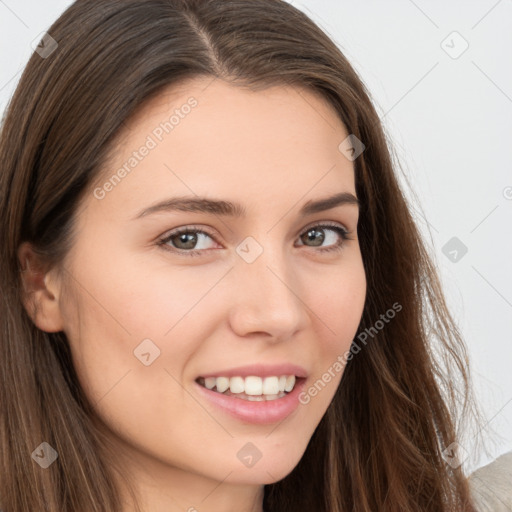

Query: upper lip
197,363,308,379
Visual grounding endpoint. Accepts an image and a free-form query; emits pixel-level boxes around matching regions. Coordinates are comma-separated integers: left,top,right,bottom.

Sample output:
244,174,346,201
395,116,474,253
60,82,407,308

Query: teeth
284,375,296,392
244,376,262,395
224,389,286,401
204,377,216,390
230,376,245,394
199,375,298,396
247,395,263,401
216,377,230,393
262,376,279,395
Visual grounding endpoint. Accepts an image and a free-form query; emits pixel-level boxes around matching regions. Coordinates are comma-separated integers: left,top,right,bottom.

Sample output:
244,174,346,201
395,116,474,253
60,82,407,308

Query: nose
227,243,309,342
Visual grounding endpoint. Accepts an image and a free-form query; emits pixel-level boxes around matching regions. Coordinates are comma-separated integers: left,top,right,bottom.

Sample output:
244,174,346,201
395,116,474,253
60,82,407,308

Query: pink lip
195,377,307,425
197,363,308,379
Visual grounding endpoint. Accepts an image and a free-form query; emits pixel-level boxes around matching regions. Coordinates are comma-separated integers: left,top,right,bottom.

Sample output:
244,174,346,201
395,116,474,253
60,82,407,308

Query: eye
157,222,353,257
295,223,352,253
157,225,219,257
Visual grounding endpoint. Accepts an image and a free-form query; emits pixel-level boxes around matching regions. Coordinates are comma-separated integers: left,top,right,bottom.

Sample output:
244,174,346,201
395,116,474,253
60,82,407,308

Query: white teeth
262,376,279,395
284,375,296,392
204,377,216,390
200,374,298,396
216,377,230,393
223,389,287,401
244,376,263,395
229,376,245,394
247,395,263,401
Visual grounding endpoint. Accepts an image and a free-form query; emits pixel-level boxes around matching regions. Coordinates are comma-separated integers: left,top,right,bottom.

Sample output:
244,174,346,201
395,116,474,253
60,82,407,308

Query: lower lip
194,378,307,425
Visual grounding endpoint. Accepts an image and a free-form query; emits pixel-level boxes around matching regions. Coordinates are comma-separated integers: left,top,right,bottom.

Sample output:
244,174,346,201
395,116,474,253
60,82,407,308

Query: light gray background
1,0,511,473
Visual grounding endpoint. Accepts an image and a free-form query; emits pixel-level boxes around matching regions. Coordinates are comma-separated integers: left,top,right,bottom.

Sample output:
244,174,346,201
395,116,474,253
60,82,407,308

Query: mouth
195,375,303,401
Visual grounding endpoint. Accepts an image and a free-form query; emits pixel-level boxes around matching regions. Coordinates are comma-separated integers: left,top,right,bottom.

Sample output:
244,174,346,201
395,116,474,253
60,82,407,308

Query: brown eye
300,227,326,247
296,224,350,253
159,227,218,255
170,231,200,250
158,223,351,258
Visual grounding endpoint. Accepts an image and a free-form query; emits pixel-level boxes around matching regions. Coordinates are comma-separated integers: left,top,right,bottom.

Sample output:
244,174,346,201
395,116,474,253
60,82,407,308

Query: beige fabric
469,451,512,511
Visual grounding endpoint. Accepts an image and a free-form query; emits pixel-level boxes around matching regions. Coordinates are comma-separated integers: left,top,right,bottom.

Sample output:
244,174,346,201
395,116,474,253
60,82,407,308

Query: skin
19,77,367,512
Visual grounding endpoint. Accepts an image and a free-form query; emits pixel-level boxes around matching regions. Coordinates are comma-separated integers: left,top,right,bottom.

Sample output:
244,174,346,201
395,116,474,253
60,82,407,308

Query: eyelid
157,220,352,255
158,220,349,240
157,224,217,243
299,219,349,234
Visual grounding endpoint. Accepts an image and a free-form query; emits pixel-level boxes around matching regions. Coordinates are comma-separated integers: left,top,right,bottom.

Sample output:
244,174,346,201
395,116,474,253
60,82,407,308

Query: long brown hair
0,0,482,510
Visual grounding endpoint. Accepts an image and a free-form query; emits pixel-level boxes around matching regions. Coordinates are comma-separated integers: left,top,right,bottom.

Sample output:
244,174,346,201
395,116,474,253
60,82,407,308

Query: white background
1,0,511,473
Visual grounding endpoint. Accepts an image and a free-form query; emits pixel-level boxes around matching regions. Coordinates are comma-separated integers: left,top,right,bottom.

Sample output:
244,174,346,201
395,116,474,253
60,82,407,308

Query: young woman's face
56,77,366,501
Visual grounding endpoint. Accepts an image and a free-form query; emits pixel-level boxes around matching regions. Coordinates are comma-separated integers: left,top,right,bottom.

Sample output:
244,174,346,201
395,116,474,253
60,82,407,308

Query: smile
196,375,297,401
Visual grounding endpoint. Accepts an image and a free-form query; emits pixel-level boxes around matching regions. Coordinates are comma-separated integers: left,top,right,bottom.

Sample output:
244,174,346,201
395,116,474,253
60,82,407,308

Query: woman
0,0,494,510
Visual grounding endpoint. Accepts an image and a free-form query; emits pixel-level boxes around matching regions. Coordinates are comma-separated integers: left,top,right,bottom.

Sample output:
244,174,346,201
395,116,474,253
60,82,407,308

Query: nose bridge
228,235,307,338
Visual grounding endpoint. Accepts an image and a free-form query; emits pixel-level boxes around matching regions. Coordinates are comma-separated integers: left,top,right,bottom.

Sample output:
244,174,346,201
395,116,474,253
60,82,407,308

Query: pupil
305,228,324,247
176,232,197,249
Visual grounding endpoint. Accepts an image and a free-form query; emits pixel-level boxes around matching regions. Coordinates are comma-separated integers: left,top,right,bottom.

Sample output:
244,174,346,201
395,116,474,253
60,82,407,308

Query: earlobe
17,241,64,333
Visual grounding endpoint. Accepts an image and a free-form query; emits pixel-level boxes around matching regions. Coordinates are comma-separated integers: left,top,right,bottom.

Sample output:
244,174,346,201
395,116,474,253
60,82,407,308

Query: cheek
61,274,197,451
292,260,366,412
103,250,221,335
314,260,366,348
61,252,219,405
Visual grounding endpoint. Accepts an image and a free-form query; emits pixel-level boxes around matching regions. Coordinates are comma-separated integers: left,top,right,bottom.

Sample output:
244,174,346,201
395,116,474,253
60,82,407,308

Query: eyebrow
132,191,360,220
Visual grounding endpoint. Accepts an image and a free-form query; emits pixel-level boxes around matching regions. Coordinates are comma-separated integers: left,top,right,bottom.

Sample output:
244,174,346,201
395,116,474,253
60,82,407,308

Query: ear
17,241,64,333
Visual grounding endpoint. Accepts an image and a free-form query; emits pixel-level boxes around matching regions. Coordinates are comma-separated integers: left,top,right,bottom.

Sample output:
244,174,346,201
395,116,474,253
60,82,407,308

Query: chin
225,449,306,485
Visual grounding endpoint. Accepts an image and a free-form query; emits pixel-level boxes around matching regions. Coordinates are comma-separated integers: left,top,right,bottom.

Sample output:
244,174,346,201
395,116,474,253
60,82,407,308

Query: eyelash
157,222,353,258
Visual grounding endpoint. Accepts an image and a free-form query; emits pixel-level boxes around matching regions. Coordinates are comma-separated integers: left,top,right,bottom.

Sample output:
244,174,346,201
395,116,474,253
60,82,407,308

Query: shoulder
468,451,512,511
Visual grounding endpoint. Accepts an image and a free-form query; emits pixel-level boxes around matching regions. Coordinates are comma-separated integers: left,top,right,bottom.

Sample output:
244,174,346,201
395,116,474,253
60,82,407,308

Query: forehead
123,76,343,134
86,77,356,221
